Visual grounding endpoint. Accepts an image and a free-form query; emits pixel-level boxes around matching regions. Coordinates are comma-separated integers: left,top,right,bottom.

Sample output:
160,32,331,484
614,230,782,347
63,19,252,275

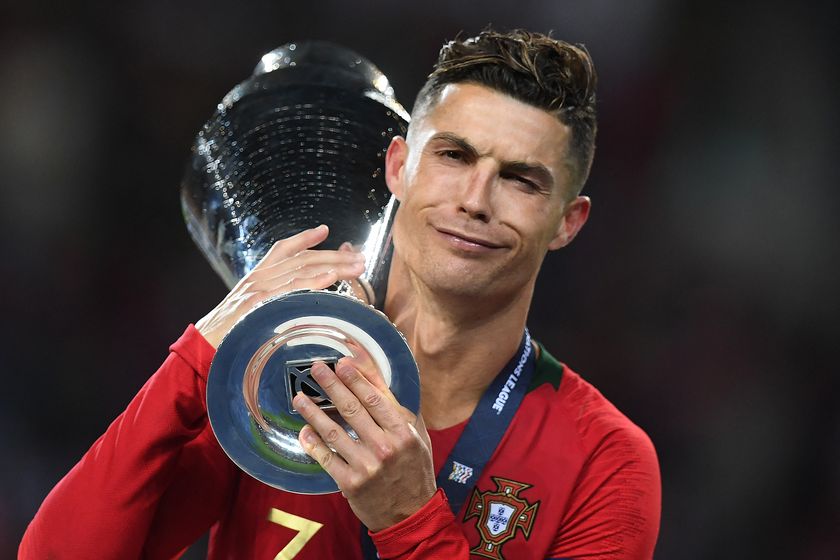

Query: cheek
396,177,443,218
391,209,407,242
508,206,562,253
391,207,418,252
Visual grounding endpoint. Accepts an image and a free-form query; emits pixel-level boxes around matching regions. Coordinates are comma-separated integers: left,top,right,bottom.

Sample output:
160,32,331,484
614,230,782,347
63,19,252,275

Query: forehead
417,83,571,173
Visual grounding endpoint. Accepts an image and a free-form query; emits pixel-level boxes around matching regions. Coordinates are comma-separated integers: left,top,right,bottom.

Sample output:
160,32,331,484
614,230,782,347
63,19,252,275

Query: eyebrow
429,132,556,190
431,132,480,160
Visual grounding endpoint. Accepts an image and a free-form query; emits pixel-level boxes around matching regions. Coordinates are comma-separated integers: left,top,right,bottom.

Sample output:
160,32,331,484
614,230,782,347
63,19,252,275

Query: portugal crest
464,477,540,559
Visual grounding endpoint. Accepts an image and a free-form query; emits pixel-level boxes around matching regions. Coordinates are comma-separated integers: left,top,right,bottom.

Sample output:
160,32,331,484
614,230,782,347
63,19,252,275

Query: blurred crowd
1,1,837,558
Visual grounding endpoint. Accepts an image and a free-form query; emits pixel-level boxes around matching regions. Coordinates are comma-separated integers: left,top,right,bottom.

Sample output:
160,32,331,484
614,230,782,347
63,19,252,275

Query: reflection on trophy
181,41,419,494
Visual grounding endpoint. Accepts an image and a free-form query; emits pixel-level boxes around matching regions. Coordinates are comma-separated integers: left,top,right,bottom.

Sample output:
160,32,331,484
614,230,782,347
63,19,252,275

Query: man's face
385,83,590,302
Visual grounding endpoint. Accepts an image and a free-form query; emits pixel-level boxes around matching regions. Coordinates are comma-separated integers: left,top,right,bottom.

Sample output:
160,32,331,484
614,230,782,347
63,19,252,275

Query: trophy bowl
180,41,418,494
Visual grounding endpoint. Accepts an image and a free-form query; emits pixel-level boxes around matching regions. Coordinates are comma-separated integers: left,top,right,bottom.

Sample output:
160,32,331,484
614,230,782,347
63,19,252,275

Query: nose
458,160,496,223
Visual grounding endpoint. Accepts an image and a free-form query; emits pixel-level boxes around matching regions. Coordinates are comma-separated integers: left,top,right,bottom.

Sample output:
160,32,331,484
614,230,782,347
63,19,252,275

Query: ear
548,196,591,251
384,136,409,200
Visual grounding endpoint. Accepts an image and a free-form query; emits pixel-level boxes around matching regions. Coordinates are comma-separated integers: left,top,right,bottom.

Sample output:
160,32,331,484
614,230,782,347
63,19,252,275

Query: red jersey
20,325,660,559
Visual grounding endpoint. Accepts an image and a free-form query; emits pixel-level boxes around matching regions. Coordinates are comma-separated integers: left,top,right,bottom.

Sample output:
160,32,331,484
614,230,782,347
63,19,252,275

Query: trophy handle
334,195,398,308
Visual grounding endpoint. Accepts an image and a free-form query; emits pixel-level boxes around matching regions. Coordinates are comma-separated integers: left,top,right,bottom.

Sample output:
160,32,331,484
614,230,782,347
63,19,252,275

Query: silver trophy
181,41,419,494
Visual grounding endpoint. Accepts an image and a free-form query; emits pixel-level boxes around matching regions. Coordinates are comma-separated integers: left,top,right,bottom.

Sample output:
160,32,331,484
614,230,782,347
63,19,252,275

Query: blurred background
2,0,838,558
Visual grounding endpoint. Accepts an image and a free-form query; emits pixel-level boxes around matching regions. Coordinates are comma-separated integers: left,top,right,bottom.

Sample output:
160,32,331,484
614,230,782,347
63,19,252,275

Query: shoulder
530,342,657,461
528,344,662,556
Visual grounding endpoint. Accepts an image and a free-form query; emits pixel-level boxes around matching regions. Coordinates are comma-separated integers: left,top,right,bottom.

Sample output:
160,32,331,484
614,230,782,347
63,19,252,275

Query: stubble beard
406,241,524,307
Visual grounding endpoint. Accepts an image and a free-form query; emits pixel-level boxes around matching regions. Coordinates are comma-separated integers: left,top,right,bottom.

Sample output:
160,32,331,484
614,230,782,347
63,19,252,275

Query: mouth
434,227,506,250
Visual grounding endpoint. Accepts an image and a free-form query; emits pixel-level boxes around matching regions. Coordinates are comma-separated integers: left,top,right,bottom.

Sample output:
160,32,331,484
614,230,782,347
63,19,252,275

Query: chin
423,265,506,299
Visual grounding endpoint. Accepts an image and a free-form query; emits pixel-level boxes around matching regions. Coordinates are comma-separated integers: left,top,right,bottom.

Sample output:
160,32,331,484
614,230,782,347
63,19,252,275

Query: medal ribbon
361,329,536,559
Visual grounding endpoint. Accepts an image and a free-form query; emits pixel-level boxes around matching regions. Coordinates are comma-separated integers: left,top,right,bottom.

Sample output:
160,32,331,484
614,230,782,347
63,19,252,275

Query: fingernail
310,362,329,379
335,360,354,378
301,426,315,445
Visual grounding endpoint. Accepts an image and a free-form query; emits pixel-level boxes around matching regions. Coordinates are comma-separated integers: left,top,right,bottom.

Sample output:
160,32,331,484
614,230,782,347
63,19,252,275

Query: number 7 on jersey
268,508,324,559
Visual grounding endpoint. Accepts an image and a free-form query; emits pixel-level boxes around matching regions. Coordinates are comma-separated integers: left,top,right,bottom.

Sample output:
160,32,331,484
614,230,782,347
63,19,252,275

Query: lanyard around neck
435,329,535,514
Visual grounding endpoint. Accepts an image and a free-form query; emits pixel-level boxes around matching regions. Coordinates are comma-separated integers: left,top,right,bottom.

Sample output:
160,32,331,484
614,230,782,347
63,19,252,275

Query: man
20,29,660,559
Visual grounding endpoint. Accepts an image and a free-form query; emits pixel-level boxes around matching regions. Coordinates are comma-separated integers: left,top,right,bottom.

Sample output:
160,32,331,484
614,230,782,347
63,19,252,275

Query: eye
501,172,537,190
438,149,463,161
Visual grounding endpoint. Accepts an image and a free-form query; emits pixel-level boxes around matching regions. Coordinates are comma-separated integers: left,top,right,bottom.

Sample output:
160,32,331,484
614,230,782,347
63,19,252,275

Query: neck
383,257,534,429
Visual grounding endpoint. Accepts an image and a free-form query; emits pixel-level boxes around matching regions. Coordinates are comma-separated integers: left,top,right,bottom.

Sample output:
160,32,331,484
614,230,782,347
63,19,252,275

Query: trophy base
207,290,419,494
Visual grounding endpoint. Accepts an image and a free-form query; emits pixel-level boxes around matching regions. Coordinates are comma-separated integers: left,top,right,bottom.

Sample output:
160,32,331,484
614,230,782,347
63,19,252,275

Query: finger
306,362,382,442
298,423,352,482
256,261,365,291
338,241,363,253
256,251,365,281
267,247,366,270
248,259,368,306
294,391,372,468
258,225,330,268
333,359,408,433
262,261,364,295
344,341,389,395
247,271,338,305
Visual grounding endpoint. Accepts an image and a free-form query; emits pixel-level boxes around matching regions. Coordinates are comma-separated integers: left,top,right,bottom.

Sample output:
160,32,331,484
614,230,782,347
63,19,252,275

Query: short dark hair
412,28,598,195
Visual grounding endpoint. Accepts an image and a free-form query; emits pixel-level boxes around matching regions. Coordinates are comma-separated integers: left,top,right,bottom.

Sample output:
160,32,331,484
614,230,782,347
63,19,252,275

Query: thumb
412,413,432,449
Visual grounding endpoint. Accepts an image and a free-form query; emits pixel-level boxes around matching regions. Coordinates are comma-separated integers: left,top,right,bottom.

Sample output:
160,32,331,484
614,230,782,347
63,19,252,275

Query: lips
435,226,506,249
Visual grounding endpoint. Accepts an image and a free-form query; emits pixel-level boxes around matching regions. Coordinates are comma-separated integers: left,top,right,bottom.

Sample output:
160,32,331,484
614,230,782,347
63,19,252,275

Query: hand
195,225,366,348
293,346,436,532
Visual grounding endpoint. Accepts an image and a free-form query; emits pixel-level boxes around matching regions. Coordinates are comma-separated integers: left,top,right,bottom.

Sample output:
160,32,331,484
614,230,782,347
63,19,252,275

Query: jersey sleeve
549,420,661,559
18,325,235,560
370,489,471,559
